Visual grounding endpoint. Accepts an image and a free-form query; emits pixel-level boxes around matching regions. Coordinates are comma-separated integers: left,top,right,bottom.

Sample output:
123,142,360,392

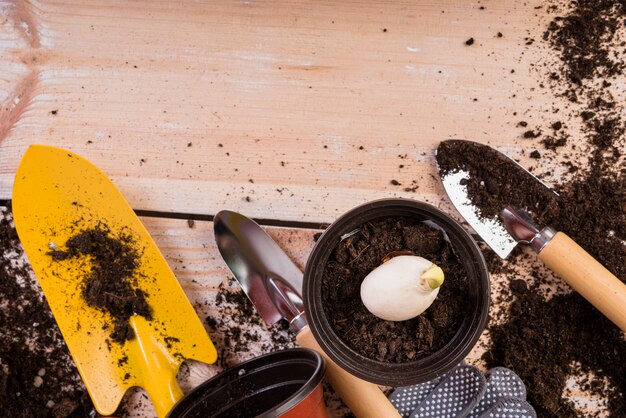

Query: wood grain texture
0,0,558,222
1,1,618,415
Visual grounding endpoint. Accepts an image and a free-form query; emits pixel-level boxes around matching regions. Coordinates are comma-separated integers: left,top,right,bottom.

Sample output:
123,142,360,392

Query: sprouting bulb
360,255,444,321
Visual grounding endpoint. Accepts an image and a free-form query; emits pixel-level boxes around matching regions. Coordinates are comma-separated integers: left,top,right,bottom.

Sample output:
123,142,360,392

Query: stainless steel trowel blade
213,210,304,325
435,140,557,259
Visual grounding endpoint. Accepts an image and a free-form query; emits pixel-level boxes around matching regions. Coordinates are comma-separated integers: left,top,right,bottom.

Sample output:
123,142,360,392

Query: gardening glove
389,363,536,418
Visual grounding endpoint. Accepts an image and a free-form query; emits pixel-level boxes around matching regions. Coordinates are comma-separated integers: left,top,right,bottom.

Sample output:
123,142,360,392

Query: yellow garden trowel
12,145,217,417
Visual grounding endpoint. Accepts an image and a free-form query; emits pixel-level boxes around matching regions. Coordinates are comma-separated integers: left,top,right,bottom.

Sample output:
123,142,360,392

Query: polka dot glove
389,363,536,418
388,373,446,417
466,368,528,418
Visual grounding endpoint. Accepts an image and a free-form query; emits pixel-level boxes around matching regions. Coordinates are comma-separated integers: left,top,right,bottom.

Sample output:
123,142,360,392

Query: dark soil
321,217,470,363
544,0,625,85
437,139,559,221
541,134,568,150
437,140,625,417
0,208,95,417
205,276,296,370
486,277,626,417
437,1,626,416
48,225,152,344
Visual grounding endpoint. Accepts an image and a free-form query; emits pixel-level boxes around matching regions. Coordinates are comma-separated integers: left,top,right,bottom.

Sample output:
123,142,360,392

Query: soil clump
48,225,153,344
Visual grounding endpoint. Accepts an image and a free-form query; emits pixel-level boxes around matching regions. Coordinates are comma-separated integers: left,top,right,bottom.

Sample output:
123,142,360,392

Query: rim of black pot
303,198,490,387
167,348,326,418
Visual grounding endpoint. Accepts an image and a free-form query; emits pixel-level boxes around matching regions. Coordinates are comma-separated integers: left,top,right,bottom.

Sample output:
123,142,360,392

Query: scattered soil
0,208,95,417
437,140,625,416
205,276,354,417
48,225,153,344
486,277,626,417
544,0,625,85
321,217,470,363
205,277,296,370
439,1,626,416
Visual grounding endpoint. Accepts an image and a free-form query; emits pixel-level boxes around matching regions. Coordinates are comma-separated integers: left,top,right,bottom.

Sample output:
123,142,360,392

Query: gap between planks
0,199,329,230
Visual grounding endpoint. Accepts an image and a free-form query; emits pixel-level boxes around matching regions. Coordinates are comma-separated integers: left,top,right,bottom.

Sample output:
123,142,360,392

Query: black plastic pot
303,198,490,387
167,348,328,418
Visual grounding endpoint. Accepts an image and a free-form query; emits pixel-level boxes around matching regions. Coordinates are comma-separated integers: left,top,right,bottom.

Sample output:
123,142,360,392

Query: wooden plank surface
1,1,622,416
0,0,561,222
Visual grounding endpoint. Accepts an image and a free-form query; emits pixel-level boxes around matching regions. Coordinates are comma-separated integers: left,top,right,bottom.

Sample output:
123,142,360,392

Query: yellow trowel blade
12,145,217,417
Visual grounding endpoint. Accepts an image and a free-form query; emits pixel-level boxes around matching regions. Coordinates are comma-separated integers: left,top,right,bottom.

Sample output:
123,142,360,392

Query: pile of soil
439,1,625,416
321,217,470,363
0,208,95,417
48,225,153,344
436,140,559,221
438,140,625,416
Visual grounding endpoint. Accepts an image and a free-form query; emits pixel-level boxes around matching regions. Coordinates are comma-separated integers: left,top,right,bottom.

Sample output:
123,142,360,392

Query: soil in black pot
321,216,470,363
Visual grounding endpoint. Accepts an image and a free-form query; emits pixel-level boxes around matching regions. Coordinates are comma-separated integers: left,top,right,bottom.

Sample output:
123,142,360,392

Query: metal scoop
214,210,401,418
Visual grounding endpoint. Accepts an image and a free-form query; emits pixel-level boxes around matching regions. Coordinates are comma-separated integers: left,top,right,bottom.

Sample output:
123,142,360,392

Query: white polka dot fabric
389,375,445,417
467,367,527,418
479,397,537,418
410,364,486,418
389,364,536,418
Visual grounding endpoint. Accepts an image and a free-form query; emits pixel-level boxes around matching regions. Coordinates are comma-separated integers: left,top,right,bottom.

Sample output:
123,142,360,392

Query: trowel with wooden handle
435,139,626,332
12,145,217,417
213,210,401,418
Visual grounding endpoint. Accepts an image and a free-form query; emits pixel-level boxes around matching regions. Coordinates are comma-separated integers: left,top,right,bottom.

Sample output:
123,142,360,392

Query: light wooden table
1,0,615,416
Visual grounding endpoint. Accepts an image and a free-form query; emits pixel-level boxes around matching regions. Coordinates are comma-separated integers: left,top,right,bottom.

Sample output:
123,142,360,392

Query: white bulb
360,255,442,321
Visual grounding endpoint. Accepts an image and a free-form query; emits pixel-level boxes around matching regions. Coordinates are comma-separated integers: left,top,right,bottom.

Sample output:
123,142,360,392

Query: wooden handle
539,232,626,332
296,325,401,418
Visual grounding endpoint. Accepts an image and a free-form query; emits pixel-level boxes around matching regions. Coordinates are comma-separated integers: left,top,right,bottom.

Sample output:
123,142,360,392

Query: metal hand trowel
435,139,626,332
213,211,401,418
12,145,217,417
